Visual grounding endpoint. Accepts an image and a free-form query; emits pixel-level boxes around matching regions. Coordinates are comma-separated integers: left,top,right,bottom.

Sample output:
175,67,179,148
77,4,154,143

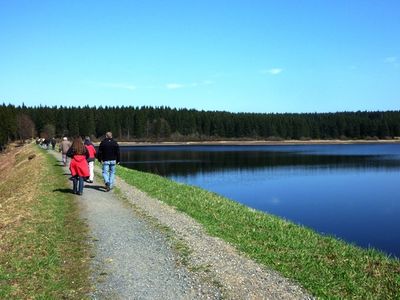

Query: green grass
0,146,90,299
117,165,400,299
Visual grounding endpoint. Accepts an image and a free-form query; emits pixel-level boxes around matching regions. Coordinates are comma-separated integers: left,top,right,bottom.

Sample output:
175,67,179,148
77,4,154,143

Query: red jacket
69,154,90,177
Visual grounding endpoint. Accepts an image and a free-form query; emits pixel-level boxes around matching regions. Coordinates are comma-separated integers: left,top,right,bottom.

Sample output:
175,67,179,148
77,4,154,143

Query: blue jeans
102,160,116,188
72,176,84,194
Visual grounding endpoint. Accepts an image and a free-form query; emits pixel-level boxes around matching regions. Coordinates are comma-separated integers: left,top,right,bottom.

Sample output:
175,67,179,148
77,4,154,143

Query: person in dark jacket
97,132,120,191
67,136,89,195
50,138,56,150
84,137,96,183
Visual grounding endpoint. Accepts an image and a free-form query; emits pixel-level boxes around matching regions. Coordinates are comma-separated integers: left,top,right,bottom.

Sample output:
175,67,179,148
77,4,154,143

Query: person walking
97,131,120,192
50,137,56,150
67,137,89,195
59,137,71,166
84,136,96,183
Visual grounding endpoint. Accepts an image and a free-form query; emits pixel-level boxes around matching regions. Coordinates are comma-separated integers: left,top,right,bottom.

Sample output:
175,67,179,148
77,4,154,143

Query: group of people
59,132,120,195
36,137,56,150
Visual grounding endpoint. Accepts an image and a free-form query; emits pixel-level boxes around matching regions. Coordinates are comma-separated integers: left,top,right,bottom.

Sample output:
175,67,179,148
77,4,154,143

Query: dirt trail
50,150,311,299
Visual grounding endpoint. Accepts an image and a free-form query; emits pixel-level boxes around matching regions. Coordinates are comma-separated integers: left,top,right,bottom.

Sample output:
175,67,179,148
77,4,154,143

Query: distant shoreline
112,139,400,147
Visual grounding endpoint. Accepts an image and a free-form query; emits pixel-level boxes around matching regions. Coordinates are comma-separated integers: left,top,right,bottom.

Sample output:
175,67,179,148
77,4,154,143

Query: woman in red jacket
67,137,89,195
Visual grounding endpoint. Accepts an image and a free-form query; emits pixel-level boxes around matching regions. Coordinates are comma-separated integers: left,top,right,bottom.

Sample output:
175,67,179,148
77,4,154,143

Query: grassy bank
117,166,400,299
0,144,90,298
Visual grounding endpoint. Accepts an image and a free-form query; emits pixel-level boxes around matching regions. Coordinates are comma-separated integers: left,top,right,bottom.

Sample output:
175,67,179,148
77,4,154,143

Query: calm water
120,144,400,258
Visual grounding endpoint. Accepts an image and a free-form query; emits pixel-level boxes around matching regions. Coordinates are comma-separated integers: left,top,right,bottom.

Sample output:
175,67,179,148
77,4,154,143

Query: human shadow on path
84,184,108,193
53,188,75,194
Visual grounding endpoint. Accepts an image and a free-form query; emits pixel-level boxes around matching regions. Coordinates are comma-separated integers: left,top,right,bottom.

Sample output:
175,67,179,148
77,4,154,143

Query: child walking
67,137,89,195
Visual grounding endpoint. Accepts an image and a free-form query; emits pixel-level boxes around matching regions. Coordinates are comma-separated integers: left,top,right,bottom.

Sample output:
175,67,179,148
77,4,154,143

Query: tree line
1,103,400,148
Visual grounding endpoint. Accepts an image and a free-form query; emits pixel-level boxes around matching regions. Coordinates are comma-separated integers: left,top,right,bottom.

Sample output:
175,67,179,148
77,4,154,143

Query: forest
1,103,400,148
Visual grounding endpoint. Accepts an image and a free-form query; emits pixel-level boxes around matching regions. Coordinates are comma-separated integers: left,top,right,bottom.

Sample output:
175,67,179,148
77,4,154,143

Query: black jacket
97,138,120,163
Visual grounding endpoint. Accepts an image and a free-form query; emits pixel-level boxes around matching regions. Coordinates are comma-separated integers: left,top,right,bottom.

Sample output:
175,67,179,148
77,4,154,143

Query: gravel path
80,184,209,299
51,150,312,299
51,151,216,299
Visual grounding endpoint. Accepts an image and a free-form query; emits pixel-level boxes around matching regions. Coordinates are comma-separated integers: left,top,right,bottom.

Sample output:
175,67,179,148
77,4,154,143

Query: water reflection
120,144,400,177
119,144,400,257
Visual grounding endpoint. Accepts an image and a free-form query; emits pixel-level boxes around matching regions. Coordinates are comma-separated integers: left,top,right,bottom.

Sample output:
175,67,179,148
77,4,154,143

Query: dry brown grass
0,143,20,181
0,144,91,298
0,143,43,243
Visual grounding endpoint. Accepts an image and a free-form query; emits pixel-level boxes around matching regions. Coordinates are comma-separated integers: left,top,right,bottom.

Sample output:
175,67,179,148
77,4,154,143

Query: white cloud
166,83,185,89
261,68,283,75
201,80,214,85
89,80,213,91
384,56,397,63
384,56,399,68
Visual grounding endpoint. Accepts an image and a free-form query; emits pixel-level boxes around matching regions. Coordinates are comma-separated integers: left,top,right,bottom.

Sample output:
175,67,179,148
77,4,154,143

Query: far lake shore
101,139,400,147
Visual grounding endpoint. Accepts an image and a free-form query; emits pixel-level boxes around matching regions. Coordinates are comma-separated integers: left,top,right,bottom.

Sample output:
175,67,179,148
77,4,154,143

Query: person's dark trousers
72,176,84,195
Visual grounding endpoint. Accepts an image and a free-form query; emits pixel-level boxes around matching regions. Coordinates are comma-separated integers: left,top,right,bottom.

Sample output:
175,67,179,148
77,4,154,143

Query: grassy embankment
0,144,90,298
117,166,400,299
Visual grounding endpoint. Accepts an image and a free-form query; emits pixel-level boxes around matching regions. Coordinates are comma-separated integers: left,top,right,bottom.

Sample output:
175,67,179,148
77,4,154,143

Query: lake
119,143,400,258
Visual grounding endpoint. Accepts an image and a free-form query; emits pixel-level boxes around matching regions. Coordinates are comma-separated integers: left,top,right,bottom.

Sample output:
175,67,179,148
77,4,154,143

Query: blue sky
1,0,399,113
